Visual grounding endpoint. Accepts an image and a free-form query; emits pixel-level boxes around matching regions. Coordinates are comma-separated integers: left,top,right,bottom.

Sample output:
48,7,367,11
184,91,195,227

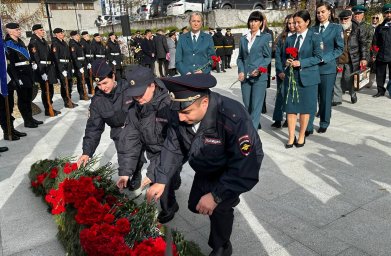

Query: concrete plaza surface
0,66,390,256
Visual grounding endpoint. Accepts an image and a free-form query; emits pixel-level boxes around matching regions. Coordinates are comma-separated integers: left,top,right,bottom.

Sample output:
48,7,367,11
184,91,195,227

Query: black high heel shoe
285,136,297,149
296,137,306,148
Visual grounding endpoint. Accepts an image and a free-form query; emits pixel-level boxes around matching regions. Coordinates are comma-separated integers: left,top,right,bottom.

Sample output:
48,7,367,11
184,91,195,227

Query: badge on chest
204,137,222,145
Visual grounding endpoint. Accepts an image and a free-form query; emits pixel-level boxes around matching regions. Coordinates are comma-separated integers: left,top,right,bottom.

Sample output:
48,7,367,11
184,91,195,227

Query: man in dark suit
154,29,169,77
140,29,156,71
175,12,215,75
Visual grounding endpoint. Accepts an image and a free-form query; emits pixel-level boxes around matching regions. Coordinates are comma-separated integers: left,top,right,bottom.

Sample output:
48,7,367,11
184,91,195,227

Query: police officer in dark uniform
116,66,181,223
213,28,226,73
28,24,61,117
69,31,89,100
106,32,123,80
4,23,43,129
77,60,144,191
147,74,264,256
133,31,143,64
224,28,235,69
80,31,94,94
91,33,106,61
372,3,391,98
52,28,77,108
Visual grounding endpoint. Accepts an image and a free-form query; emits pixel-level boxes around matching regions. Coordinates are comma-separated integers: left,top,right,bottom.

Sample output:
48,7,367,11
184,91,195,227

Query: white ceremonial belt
40,61,52,64
96,55,105,58
59,59,69,63
110,53,120,56
15,61,30,66
77,57,85,60
85,54,94,57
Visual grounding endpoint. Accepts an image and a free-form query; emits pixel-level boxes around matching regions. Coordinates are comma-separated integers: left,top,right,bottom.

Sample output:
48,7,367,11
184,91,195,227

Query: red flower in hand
370,45,379,53
211,55,221,63
286,47,298,59
258,67,268,73
337,67,343,73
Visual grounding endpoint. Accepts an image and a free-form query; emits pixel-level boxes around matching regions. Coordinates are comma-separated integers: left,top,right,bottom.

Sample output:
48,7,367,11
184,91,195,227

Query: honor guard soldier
147,74,264,256
224,28,235,69
106,32,123,80
77,60,144,191
116,66,181,223
80,31,94,94
4,22,43,130
372,3,391,98
213,28,226,73
52,28,77,108
69,31,89,100
91,33,106,61
28,24,61,117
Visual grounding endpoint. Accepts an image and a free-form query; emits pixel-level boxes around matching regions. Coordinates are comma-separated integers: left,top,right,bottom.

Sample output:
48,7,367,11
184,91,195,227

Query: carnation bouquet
285,47,299,104
229,66,268,88
29,157,204,256
196,55,221,72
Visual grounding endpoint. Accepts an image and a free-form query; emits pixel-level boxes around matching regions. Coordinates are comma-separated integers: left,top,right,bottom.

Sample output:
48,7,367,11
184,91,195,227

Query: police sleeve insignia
238,135,252,156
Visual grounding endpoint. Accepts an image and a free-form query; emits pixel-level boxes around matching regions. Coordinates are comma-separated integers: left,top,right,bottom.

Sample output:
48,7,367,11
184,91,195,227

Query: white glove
79,68,84,74
87,63,92,69
112,60,117,66
41,73,48,81
62,70,68,77
18,79,23,86
72,69,75,74
121,62,123,65
32,63,38,70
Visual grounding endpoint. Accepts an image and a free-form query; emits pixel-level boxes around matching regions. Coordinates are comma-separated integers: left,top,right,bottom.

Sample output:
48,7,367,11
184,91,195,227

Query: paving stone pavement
0,64,390,256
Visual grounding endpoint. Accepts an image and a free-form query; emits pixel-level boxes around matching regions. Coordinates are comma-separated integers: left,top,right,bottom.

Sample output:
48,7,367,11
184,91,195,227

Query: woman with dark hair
284,10,323,148
237,11,272,129
306,2,344,136
271,14,295,128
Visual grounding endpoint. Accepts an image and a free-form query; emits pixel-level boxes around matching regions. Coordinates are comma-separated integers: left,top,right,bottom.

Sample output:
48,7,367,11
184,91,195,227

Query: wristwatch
211,191,222,204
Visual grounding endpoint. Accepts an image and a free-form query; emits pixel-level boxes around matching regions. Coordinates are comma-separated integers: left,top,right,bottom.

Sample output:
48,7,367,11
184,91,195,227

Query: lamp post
73,1,80,31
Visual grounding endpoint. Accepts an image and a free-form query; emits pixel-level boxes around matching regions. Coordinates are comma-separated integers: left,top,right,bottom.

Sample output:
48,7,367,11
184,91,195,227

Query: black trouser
188,173,239,250
375,60,391,94
59,76,73,104
160,169,181,213
39,82,54,112
225,55,232,68
75,72,86,99
157,58,167,77
0,93,15,132
15,86,33,122
168,68,176,77
215,56,226,73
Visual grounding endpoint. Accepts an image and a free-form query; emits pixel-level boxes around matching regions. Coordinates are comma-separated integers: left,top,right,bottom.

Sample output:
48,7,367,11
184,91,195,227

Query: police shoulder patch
238,135,252,156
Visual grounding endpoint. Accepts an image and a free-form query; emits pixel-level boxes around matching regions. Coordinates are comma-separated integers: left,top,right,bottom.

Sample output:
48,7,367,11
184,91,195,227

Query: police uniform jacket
106,40,123,65
311,23,344,75
91,40,106,60
237,31,272,82
372,20,391,63
69,39,85,70
175,32,216,75
82,79,134,157
28,34,57,84
117,82,171,178
224,34,235,56
4,35,34,89
285,30,323,86
51,37,72,75
213,32,226,57
155,92,263,202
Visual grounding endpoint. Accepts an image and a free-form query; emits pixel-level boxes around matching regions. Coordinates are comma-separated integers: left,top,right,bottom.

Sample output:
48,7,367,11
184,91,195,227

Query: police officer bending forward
147,74,264,256
116,66,181,223
77,60,144,190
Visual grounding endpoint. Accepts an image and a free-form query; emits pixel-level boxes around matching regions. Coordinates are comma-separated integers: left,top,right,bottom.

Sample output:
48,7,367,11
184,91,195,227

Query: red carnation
49,167,58,179
63,162,78,174
103,214,115,224
258,67,268,73
370,45,379,53
337,67,343,73
211,55,221,63
116,217,131,235
286,47,298,59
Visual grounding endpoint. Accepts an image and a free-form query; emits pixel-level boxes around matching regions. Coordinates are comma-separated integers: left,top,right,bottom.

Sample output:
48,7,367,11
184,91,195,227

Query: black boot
157,202,179,224
0,146,9,152
32,118,43,125
24,121,38,128
12,129,27,137
209,241,232,256
3,133,20,141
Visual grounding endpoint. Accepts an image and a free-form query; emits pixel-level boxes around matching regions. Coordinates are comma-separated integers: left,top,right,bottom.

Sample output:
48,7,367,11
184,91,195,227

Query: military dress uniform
156,74,263,256
51,28,76,107
69,32,88,100
91,34,106,61
80,31,94,94
213,28,226,73
82,60,144,190
106,35,123,80
372,4,391,97
28,24,60,116
117,66,181,223
4,30,41,128
224,28,235,69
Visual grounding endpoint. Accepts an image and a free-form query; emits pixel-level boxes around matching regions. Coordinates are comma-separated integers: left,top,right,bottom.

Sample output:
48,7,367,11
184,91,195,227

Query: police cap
339,10,352,18
382,3,391,13
6,23,19,29
93,33,100,37
352,5,367,13
70,30,78,36
32,24,43,31
91,59,112,82
81,31,89,36
226,28,231,32
124,65,157,96
161,74,217,111
216,27,222,31
53,28,64,34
